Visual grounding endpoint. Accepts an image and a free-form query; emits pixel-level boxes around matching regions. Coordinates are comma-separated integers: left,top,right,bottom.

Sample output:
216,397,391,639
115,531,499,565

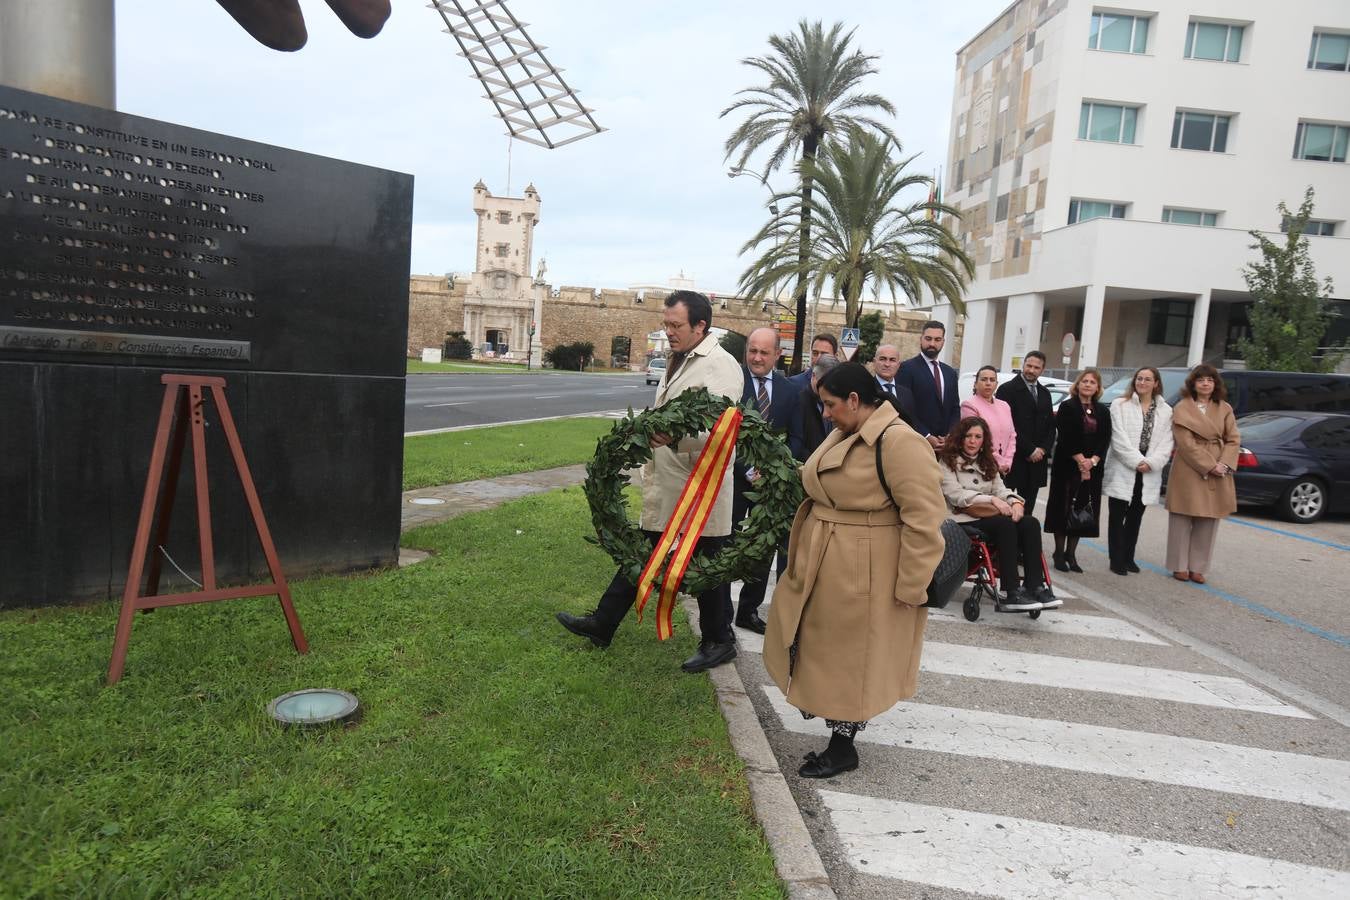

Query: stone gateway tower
464,180,547,365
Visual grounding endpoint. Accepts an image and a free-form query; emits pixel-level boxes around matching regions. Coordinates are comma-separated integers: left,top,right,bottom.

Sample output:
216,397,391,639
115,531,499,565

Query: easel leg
189,384,217,591
210,386,308,654
109,385,181,685
143,390,191,601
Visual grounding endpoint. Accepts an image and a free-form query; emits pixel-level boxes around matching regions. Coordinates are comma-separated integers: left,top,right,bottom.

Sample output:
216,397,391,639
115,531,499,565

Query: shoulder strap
875,423,901,509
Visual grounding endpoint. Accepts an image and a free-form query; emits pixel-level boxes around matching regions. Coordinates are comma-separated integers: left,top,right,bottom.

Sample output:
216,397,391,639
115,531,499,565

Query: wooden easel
107,374,308,684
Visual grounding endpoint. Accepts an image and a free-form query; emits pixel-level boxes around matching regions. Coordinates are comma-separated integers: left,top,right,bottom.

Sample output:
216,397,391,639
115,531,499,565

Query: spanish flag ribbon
635,406,742,640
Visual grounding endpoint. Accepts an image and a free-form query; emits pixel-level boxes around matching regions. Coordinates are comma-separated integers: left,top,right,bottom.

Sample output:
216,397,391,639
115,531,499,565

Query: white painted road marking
534,395,562,400
765,689,1350,811
423,401,471,408
819,791,1350,900
927,605,1168,645
922,642,1311,718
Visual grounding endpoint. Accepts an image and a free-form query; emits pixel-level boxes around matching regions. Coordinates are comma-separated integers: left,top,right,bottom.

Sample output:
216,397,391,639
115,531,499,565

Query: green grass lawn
403,417,616,490
406,360,529,374
0,489,781,898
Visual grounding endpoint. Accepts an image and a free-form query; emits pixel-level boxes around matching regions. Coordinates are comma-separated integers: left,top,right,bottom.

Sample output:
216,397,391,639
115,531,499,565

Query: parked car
956,370,1073,411
645,357,666,385
1102,369,1350,416
1228,411,1350,523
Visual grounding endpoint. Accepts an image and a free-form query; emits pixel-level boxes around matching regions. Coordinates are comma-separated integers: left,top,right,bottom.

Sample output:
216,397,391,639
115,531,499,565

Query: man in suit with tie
996,350,1057,514
873,343,919,430
731,327,804,634
896,321,960,449
788,333,839,390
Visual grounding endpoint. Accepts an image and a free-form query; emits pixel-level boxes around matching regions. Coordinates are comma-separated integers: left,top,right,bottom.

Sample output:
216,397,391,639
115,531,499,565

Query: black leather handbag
1065,481,1096,535
875,426,968,609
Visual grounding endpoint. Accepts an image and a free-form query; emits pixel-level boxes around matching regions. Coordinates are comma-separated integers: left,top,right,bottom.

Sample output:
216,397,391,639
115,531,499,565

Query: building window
1078,102,1138,144
1148,299,1193,346
1293,121,1350,162
1171,111,1231,152
1088,12,1149,54
494,243,510,257
497,211,512,224
1068,199,1127,224
996,193,1009,222
1308,31,1350,72
1162,208,1219,227
1281,216,1338,236
1185,21,1244,62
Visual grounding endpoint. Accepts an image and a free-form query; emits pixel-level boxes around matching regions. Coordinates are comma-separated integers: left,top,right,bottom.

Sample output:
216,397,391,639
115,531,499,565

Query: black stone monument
0,85,414,608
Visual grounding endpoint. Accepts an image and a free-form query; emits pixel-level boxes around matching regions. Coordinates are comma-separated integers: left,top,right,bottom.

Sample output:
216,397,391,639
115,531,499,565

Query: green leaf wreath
584,387,804,595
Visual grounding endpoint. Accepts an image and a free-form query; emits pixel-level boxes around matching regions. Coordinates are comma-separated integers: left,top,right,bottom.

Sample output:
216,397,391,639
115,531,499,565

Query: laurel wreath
583,387,804,595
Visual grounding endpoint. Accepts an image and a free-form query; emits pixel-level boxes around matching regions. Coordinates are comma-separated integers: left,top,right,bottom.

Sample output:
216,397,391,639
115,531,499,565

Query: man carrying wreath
556,291,744,672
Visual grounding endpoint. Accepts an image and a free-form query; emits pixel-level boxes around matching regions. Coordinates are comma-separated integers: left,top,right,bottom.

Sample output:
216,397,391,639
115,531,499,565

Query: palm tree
721,20,897,373
737,130,974,329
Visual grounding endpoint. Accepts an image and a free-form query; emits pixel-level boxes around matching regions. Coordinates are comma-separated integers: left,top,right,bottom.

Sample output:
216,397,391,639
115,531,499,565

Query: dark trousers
729,532,788,622
594,530,732,645
966,515,1045,592
1005,464,1043,514
1107,473,1147,568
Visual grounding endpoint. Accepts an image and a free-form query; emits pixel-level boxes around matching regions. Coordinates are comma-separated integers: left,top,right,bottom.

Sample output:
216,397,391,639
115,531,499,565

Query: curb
683,598,837,900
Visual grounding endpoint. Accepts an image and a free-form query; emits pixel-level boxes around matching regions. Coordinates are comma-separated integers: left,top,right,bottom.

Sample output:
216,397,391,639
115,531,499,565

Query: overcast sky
116,0,1007,294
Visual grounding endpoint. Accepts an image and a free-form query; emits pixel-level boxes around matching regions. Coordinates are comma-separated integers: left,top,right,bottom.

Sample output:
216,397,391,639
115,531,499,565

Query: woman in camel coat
1165,364,1240,584
764,363,948,779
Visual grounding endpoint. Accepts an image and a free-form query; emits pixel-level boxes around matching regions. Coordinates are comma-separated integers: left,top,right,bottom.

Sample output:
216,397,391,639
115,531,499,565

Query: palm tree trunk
790,136,818,375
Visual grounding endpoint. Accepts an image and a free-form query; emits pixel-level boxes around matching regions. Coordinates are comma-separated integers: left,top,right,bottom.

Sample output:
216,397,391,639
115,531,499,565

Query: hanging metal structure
428,0,605,149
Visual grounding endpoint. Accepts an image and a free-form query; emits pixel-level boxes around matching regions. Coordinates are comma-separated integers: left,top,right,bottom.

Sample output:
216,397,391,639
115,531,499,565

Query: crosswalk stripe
765,688,1350,811
818,791,1350,899
922,642,1311,718
927,605,1167,645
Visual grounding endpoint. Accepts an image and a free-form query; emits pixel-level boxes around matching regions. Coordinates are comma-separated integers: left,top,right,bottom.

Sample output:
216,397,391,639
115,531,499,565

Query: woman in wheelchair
938,416,1060,611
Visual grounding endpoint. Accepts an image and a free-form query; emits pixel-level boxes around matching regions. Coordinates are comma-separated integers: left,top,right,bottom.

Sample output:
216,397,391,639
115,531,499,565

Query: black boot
681,639,736,673
555,611,614,648
799,732,859,779
1052,551,1069,572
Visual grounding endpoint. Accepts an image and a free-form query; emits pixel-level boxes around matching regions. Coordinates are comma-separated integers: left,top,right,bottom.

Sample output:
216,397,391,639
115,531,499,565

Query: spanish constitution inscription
1,85,414,608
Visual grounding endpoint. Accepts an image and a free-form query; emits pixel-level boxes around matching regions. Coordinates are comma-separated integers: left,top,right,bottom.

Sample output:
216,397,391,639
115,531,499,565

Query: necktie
756,376,770,415
931,360,943,402
884,382,896,397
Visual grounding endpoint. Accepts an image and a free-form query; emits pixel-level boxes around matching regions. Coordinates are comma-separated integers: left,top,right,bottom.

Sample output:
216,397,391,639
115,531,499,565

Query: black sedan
1232,411,1350,523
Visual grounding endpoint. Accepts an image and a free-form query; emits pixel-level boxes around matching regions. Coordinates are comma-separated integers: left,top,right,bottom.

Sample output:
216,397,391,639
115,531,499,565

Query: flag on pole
926,174,936,220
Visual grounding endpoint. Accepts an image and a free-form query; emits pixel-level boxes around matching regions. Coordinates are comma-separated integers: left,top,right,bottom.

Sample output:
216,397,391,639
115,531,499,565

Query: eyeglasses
662,321,689,331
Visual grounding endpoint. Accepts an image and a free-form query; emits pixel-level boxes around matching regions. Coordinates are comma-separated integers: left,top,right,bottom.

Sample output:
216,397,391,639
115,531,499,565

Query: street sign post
840,327,860,361
1061,333,1076,368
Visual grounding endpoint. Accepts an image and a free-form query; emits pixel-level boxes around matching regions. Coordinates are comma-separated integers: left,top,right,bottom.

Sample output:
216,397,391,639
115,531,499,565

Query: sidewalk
399,467,836,900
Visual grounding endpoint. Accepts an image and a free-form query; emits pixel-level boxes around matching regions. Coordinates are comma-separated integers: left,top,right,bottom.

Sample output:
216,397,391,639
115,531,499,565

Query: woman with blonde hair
1104,367,1174,575
1044,369,1111,572
1165,365,1240,584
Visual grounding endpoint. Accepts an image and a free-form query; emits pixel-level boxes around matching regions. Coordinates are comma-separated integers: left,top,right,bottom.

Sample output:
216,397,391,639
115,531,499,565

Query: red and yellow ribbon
635,406,742,640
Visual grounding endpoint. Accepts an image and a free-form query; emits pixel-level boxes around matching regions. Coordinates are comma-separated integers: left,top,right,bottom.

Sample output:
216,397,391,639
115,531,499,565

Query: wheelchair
959,523,1053,622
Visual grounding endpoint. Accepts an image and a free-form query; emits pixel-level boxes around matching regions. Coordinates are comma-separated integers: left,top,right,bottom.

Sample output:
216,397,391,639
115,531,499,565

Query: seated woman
938,416,1060,611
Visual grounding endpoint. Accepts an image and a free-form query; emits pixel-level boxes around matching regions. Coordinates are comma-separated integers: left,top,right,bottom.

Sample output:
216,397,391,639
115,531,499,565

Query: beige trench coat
763,404,948,723
1166,398,1240,518
639,333,744,536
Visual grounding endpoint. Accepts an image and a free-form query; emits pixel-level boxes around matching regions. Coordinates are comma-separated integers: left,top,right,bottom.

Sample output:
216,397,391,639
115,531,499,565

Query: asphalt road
404,371,654,433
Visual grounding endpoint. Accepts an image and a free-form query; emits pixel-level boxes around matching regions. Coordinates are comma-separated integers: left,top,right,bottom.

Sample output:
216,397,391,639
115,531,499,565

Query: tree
722,20,897,374
856,311,885,365
1237,188,1341,372
719,330,748,363
736,129,973,328
543,341,594,371
443,330,472,360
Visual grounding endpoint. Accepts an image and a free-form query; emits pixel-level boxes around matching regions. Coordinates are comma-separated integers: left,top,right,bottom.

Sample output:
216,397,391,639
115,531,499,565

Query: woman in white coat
1104,367,1174,575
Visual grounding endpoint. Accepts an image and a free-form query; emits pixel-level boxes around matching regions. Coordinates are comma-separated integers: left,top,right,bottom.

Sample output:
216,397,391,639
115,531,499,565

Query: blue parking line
1227,516,1350,552
1081,540,1350,649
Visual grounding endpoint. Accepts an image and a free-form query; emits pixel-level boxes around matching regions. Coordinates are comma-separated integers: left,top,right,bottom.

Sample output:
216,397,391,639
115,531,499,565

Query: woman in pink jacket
961,366,1017,475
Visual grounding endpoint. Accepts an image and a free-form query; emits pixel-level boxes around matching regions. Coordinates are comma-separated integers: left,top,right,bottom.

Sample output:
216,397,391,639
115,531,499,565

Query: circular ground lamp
268,688,360,728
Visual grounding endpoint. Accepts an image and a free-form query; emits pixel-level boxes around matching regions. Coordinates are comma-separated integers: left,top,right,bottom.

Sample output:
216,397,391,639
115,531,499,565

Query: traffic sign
840,328,860,361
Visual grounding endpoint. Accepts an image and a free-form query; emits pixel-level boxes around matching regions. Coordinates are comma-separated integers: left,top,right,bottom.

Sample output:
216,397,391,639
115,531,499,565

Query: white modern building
935,0,1350,374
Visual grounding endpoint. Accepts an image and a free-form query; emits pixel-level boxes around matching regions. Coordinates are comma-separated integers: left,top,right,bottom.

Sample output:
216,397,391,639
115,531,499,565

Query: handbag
875,426,968,609
962,501,1001,518
1065,481,1096,535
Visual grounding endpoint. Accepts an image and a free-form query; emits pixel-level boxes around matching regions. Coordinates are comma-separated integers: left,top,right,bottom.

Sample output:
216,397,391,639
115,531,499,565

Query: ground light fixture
268,688,361,727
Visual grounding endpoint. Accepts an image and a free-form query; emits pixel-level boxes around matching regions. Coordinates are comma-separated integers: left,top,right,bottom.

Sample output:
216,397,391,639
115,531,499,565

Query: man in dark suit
895,321,960,448
799,352,840,456
731,327,804,634
872,343,919,428
788,333,839,390
996,350,1057,513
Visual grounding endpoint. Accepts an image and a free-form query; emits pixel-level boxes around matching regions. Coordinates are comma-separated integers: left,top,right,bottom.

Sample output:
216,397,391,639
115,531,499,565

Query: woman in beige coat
764,363,947,779
1165,364,1240,584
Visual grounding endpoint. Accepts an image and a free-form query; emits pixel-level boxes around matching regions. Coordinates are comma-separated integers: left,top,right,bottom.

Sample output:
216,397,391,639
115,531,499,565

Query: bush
443,330,472,360
543,341,594,371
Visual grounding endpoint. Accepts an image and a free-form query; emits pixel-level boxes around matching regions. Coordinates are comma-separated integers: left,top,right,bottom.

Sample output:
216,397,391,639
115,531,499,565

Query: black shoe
681,640,737,673
1067,556,1084,573
1052,552,1069,572
555,611,613,648
1110,565,1129,576
798,745,859,779
734,611,767,634
1033,585,1062,609
1000,587,1041,612
1126,561,1141,573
